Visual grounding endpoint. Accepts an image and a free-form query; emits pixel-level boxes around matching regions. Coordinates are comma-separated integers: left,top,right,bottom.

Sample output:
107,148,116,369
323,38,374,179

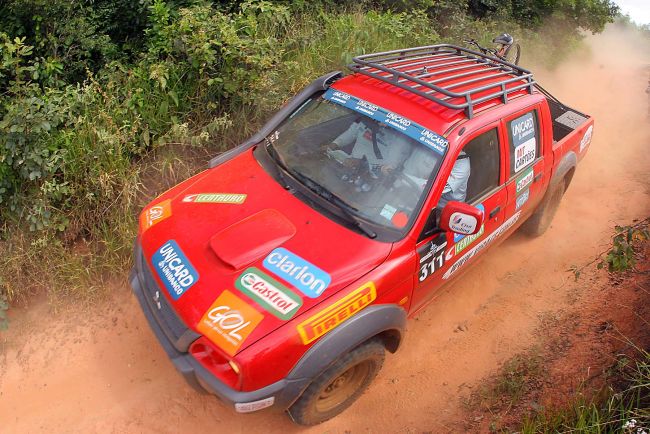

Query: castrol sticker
235,268,302,320
197,290,264,356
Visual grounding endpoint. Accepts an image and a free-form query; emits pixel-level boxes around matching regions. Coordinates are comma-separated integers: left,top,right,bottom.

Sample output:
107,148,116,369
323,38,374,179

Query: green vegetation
0,0,619,305
599,218,650,272
521,349,650,433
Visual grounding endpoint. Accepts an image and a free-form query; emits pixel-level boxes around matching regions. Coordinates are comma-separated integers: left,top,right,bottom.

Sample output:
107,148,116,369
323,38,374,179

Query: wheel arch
286,304,407,384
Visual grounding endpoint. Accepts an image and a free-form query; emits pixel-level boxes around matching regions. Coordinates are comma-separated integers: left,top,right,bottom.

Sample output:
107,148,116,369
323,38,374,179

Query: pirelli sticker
297,282,376,345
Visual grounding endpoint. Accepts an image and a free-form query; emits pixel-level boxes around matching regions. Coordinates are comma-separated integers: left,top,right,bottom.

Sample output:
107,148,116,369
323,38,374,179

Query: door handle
489,206,500,219
534,173,542,183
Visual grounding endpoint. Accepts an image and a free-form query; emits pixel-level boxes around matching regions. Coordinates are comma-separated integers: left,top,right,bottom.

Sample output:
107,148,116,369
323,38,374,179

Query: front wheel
503,43,521,65
287,339,385,425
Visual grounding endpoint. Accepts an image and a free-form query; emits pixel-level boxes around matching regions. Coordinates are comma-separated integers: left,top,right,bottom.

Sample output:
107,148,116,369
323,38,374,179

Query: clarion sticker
296,282,377,345
443,212,522,280
182,193,247,204
140,199,172,232
197,290,264,356
151,240,199,300
235,267,303,320
263,248,331,298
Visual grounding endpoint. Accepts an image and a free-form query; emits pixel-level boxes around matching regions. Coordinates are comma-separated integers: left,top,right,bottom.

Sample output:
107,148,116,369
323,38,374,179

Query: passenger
402,148,470,208
326,120,410,178
438,151,470,208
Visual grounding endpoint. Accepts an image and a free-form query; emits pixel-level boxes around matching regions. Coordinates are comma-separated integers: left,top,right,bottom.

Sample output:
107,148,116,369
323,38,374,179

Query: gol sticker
197,290,264,356
182,193,247,204
297,282,376,345
140,199,172,232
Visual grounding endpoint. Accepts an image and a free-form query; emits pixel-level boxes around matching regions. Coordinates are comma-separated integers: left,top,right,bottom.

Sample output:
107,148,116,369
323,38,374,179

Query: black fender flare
208,70,343,169
550,151,577,190
286,304,407,383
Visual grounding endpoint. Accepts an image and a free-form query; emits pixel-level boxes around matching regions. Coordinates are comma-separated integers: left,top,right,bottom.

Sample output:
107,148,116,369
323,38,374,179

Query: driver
326,120,410,178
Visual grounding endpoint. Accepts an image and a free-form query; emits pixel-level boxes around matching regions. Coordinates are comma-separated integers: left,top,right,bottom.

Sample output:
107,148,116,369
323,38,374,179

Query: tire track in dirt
1,25,649,433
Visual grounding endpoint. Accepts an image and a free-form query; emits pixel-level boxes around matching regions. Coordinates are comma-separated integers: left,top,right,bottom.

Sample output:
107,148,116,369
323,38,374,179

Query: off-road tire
287,339,385,426
520,179,565,237
503,43,521,65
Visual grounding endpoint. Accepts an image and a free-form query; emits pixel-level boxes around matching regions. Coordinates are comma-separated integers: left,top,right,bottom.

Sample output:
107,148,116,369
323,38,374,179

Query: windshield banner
323,88,448,155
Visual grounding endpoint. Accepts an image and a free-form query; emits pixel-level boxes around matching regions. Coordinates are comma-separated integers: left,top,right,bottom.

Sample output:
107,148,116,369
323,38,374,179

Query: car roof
331,44,538,138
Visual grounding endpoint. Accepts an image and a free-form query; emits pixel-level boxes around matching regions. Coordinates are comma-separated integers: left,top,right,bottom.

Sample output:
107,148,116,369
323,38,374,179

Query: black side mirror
418,208,441,242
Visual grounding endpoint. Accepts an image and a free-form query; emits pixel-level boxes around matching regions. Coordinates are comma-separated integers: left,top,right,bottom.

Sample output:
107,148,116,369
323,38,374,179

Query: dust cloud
0,25,649,434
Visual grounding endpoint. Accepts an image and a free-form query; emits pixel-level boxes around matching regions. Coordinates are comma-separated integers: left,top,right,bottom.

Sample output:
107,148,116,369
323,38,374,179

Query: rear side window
507,110,540,176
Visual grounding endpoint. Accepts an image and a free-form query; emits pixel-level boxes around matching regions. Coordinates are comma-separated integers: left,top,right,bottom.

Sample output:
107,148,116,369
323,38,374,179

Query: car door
502,106,547,219
410,121,509,313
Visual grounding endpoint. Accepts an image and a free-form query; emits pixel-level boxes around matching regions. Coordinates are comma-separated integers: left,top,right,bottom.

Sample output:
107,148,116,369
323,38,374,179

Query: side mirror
439,201,484,235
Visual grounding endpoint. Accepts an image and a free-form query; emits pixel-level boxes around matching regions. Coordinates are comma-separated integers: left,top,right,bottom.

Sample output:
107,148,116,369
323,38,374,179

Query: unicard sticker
152,240,199,300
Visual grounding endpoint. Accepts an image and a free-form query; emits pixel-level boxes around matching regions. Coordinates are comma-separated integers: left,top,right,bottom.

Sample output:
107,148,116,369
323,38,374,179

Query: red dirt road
1,26,649,433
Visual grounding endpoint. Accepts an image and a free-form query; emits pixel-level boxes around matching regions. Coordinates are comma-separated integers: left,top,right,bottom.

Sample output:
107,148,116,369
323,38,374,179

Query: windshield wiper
264,138,376,239
264,139,292,190
289,171,377,239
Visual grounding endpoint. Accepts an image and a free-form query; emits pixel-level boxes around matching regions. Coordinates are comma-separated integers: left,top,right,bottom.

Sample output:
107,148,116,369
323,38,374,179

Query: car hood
138,148,392,356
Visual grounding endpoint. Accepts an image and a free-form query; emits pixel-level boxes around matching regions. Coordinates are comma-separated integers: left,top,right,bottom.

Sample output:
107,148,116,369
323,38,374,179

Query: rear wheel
287,339,385,425
503,43,521,65
520,179,565,237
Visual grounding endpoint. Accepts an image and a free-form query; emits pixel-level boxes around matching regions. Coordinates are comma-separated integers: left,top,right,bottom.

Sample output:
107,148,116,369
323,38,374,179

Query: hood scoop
209,209,296,270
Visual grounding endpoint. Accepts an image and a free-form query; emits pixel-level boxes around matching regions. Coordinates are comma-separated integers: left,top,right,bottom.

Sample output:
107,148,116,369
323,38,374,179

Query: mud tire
521,179,565,237
287,339,385,426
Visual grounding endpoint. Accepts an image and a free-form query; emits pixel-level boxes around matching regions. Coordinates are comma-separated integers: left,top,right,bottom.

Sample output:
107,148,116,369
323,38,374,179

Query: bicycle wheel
503,43,521,65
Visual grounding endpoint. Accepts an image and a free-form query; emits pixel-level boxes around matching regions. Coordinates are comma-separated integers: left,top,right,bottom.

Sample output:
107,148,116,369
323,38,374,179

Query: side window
507,110,540,176
462,128,500,204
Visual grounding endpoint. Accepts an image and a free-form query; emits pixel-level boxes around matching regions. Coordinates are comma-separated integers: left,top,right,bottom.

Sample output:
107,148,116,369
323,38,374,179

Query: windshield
266,89,446,234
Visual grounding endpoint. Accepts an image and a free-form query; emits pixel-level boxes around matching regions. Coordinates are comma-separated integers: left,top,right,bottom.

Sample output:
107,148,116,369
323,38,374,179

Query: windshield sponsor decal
511,112,536,173
515,167,534,194
443,212,521,280
516,189,530,210
152,240,199,300
323,88,448,155
197,290,264,356
297,282,376,345
579,125,593,153
182,193,247,204
380,203,397,221
140,199,172,232
235,267,302,320
263,248,331,298
418,233,447,282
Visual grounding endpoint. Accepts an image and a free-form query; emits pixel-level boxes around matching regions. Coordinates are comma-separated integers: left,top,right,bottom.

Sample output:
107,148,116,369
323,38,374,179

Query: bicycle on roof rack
463,33,521,65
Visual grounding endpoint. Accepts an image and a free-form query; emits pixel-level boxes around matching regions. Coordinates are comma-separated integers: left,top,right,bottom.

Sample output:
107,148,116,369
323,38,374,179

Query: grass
521,349,650,433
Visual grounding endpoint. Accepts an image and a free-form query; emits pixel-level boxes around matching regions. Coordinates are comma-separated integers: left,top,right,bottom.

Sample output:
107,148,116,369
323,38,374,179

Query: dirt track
1,26,649,433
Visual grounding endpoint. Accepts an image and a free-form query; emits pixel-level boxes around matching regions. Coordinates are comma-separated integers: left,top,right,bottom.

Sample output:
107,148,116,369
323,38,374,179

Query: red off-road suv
130,44,594,425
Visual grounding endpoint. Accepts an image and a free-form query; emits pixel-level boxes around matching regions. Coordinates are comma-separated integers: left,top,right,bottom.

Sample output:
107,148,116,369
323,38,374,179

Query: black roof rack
349,44,536,118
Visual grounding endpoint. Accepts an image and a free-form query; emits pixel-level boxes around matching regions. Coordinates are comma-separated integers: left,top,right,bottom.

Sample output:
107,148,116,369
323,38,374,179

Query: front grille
137,247,200,352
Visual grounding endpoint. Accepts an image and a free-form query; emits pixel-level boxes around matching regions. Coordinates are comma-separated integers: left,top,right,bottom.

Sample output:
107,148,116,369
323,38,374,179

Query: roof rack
349,44,536,118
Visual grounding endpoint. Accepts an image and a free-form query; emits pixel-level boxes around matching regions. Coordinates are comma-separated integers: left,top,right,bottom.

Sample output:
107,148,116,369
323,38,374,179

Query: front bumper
130,242,307,413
